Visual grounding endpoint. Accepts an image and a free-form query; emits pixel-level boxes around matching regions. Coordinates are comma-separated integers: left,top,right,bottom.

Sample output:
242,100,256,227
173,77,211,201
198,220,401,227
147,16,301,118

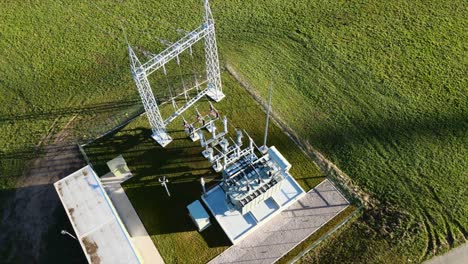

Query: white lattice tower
128,46,172,146
128,0,224,147
203,0,224,102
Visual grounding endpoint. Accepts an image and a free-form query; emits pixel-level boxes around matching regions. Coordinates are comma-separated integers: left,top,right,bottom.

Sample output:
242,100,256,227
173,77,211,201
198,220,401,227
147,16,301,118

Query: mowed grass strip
84,72,324,263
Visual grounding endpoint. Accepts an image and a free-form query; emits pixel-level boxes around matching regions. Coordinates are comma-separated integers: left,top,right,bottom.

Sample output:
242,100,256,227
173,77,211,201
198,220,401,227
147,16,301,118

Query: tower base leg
206,89,225,102
189,132,200,142
205,123,216,133
259,145,269,154
152,132,173,147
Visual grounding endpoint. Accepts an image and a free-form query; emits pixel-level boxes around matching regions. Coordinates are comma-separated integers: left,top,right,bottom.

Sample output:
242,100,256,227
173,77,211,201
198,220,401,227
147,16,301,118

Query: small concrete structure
106,155,131,179
55,157,165,264
187,200,211,232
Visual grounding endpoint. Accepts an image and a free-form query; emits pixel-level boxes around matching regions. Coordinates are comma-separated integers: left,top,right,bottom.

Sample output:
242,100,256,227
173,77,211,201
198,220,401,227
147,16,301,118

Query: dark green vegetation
84,72,323,263
1,0,466,263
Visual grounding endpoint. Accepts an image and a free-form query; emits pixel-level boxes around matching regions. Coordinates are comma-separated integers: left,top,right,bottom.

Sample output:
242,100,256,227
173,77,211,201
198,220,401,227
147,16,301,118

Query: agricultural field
0,0,466,263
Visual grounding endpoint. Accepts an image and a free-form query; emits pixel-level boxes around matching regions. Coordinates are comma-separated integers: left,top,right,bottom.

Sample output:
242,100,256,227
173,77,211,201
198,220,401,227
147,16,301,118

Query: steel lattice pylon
128,0,224,147
129,46,172,146
203,0,224,102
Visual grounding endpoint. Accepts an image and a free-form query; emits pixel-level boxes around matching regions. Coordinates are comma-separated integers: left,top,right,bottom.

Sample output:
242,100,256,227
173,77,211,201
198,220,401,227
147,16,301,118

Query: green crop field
0,0,466,263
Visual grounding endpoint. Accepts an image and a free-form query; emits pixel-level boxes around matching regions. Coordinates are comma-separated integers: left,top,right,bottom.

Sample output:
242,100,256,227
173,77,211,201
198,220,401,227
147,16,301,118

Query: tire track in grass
443,217,455,248
402,171,465,259
368,128,456,259
378,160,432,261
451,219,467,240
423,206,450,260
422,211,436,260
425,181,467,244
425,183,454,249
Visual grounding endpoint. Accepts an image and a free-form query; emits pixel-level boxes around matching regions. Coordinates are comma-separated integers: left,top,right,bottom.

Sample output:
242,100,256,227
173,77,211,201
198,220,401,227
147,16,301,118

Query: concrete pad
202,174,305,244
54,166,141,264
209,179,349,264
271,174,304,206
424,243,468,264
203,186,257,241
250,198,279,222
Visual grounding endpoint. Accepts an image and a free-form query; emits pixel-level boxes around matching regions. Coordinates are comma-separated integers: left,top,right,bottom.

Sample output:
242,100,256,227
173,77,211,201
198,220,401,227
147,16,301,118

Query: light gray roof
54,165,141,264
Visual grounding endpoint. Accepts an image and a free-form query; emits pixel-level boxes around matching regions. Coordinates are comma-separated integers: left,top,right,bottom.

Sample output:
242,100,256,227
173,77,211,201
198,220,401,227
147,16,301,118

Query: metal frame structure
128,0,224,147
197,115,257,174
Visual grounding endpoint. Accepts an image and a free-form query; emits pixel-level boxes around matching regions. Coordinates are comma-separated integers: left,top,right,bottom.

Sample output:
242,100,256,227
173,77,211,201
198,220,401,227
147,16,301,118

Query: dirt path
0,120,86,263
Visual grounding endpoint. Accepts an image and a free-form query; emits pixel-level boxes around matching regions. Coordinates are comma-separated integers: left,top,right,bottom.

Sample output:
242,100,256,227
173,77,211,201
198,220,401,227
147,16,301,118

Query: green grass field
1,0,466,263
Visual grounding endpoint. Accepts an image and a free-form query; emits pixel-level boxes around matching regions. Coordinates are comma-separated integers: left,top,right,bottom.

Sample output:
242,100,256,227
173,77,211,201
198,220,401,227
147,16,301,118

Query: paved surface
0,119,87,263
102,173,165,264
424,243,468,264
209,179,349,264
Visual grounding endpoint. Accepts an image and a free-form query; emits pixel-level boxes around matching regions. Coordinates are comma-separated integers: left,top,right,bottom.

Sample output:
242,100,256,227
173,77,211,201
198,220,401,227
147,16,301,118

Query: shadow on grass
125,179,230,248
86,124,231,248
200,219,232,248
0,99,143,123
307,111,468,156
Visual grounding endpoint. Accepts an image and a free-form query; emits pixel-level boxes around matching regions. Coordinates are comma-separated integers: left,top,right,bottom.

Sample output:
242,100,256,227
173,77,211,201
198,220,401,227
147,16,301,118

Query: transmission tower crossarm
142,24,215,76
164,88,209,125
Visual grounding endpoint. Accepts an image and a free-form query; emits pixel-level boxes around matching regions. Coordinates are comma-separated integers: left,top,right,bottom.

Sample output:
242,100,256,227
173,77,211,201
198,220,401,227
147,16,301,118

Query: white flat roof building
54,165,141,264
